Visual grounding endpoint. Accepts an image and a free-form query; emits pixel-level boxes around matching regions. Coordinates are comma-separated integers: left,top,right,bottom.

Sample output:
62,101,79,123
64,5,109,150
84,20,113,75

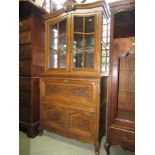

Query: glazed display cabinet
39,1,110,155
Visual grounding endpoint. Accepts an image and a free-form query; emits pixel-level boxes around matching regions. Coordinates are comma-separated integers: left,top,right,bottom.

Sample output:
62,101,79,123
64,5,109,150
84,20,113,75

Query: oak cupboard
19,0,46,138
104,0,135,154
39,1,110,154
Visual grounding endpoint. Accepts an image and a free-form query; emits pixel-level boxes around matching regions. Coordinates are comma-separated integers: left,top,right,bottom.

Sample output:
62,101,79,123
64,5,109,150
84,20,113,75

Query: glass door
48,18,68,69
72,15,95,69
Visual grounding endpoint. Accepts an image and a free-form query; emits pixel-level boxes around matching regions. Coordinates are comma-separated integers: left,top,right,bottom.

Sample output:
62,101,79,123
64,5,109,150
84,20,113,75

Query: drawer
19,44,32,59
40,78,99,106
110,127,135,151
19,91,31,107
20,18,31,31
19,59,31,75
19,78,31,91
19,31,31,44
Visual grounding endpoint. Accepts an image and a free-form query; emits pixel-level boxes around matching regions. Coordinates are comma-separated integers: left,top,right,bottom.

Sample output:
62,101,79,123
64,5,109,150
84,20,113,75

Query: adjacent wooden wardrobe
19,0,45,138
39,1,109,154
104,0,135,154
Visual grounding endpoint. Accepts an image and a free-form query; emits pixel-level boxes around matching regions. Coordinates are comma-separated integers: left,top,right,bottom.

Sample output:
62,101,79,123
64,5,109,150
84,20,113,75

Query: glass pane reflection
59,19,66,35
85,16,95,33
50,24,58,50
84,52,94,68
58,50,67,68
74,17,83,32
74,34,83,50
49,53,58,68
58,35,66,51
73,51,83,68
84,34,94,50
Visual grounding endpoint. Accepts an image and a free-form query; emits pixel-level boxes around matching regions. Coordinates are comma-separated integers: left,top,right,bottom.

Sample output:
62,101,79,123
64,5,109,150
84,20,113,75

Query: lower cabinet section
40,77,108,154
19,77,40,138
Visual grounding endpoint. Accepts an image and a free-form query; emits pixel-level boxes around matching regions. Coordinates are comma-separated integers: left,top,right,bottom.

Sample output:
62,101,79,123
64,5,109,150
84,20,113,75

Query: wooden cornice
19,0,47,14
109,0,135,14
43,0,109,20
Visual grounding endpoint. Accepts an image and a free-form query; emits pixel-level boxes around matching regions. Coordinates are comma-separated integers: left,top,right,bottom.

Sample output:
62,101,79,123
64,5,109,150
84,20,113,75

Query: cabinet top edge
43,1,109,20
19,0,47,14
109,0,135,13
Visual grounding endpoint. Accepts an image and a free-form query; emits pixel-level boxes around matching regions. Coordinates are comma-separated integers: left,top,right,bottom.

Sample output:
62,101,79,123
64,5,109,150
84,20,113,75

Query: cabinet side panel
99,76,108,140
31,15,45,75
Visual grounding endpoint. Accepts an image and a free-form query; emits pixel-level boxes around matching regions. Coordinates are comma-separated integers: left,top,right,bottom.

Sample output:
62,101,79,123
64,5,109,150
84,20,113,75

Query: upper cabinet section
44,1,110,76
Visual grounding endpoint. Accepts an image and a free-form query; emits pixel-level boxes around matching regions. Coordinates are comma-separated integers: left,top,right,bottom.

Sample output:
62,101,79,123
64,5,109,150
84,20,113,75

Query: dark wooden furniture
104,0,135,154
19,0,46,138
39,1,109,154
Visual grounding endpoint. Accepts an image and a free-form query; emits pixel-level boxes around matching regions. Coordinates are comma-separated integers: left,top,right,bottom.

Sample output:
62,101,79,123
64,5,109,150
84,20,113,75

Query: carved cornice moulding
43,0,107,20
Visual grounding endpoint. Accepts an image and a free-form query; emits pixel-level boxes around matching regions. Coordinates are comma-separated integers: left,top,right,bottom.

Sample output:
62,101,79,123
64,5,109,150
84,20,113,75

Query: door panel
42,104,67,129
66,109,95,138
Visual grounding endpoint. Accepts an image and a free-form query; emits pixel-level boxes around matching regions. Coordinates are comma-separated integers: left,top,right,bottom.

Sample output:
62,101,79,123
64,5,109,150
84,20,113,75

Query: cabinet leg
95,152,99,155
38,126,44,136
20,122,39,138
27,127,38,138
104,142,110,155
95,142,100,155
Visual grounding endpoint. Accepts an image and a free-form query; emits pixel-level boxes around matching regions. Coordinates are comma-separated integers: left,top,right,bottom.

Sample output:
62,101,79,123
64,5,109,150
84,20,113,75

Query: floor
19,131,135,155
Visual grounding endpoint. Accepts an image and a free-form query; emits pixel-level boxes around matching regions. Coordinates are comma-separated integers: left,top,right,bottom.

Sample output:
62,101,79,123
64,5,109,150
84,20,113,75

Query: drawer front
110,127,135,151
19,78,31,91
20,18,31,32
66,109,95,138
19,91,31,107
19,59,31,75
40,78,98,106
42,104,67,129
19,44,32,59
19,31,31,44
